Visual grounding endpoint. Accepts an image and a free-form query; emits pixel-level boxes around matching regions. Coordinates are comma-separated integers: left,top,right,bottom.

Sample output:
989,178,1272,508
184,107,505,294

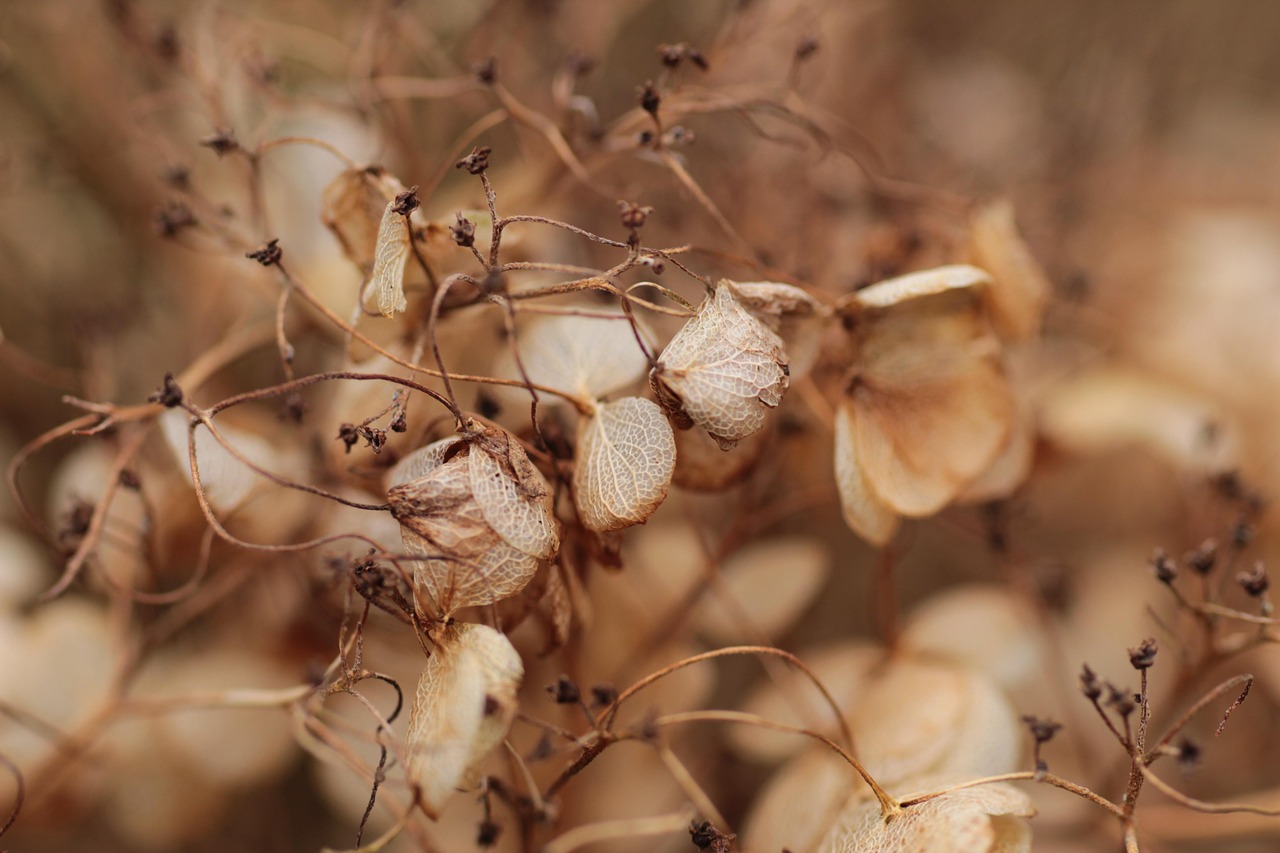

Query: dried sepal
732,281,829,379
815,778,1034,853
574,397,676,532
968,199,1050,341
692,537,830,644
851,264,991,310
321,166,407,270
404,622,522,818
833,403,900,546
493,312,651,405
650,282,790,449
387,426,558,617
837,278,1015,530
366,200,411,316
672,417,772,491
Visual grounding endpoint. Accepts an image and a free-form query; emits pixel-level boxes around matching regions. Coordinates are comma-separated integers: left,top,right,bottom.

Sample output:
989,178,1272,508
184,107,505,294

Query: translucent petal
692,537,830,644
467,426,559,559
852,264,991,310
493,312,650,404
833,402,900,545
968,199,1050,341
404,623,522,817
574,397,676,532
366,200,410,316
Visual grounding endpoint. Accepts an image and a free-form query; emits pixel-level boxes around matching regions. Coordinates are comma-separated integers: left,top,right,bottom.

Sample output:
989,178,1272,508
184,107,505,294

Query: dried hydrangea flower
651,281,790,449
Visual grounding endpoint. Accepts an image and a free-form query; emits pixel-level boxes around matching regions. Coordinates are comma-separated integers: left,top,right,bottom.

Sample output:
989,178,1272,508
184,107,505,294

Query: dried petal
852,264,991,310
815,779,1034,853
367,200,411,316
574,397,676,532
466,425,558,559
672,416,772,491
321,166,407,270
692,537,830,644
742,747,854,853
159,409,285,513
404,623,523,817
968,199,1050,341
833,403,900,546
493,312,650,404
651,282,790,449
733,281,828,379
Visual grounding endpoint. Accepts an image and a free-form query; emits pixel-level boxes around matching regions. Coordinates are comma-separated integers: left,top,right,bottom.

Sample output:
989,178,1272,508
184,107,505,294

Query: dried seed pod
404,622,523,818
574,397,676,532
836,268,1015,536
815,778,1034,853
366,200,411,316
650,282,790,449
968,199,1051,341
387,426,558,617
732,281,828,380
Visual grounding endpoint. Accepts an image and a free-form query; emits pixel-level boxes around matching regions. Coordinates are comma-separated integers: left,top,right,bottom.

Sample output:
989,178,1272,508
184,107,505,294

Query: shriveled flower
404,622,522,817
386,422,558,617
650,281,790,449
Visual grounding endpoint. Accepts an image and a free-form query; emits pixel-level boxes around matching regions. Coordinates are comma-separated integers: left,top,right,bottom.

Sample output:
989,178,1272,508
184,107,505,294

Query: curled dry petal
366,200,411,316
968,199,1051,341
851,264,991,310
650,282,790,449
815,779,1034,853
574,397,676,532
733,281,828,379
321,166,407,271
404,622,522,818
833,403,900,546
387,427,558,617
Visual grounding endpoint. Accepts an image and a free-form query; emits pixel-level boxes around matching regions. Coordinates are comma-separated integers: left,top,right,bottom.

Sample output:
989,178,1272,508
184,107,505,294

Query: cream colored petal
467,427,559,559
366,200,410,316
853,264,991,310
833,402,900,545
969,199,1050,341
743,747,858,853
693,537,830,644
404,623,522,818
733,280,829,379
493,312,650,404
574,397,676,532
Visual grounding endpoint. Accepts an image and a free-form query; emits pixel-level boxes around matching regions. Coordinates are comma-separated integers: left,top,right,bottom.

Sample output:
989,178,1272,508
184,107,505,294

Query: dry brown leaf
650,282,790,449
366,200,411,316
733,281,828,379
404,622,522,818
692,537,830,644
815,779,1034,853
574,397,676,532
968,199,1051,341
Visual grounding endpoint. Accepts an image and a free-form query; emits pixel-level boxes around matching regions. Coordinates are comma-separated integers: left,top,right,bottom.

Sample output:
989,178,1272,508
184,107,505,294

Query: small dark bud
618,200,653,231
1238,561,1269,597
1150,548,1177,584
358,426,387,454
483,694,500,716
1128,638,1158,670
639,255,665,275
148,373,184,408
546,675,580,705
1185,539,1218,575
280,393,307,424
638,129,655,147
795,35,819,60
391,187,420,216
1177,738,1202,772
1105,682,1135,718
689,819,735,852
155,23,179,61
1079,664,1102,701
476,819,501,847
590,684,618,708
475,390,502,420
118,469,141,490
638,81,661,115
154,201,196,238
246,238,282,266
389,410,408,433
455,146,492,175
163,165,190,189
657,43,684,68
472,57,496,85
1021,715,1063,744
686,47,709,71
1231,520,1255,549
567,52,596,77
199,127,239,156
450,213,476,247
338,423,360,453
